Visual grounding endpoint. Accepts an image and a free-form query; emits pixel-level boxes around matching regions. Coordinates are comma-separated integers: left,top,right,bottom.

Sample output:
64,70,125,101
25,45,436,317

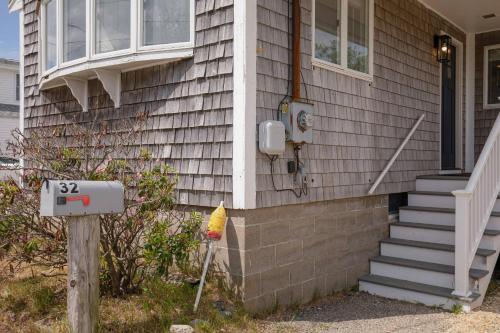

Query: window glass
143,0,190,46
64,0,86,62
315,0,341,65
347,0,369,73
45,0,57,70
487,48,500,106
95,0,131,53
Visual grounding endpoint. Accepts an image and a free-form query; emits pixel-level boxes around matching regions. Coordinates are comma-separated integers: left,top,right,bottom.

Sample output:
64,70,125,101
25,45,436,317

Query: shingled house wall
22,0,235,208
475,30,500,160
255,0,466,208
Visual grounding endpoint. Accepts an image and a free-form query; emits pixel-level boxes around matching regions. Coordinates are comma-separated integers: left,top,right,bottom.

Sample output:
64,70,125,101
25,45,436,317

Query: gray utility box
40,180,125,217
281,101,314,144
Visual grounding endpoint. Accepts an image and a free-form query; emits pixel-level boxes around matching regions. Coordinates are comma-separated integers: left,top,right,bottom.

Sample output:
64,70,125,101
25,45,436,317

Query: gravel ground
258,280,500,333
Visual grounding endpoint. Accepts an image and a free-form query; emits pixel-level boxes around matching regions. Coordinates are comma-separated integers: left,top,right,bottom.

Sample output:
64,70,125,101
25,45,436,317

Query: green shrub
0,118,202,296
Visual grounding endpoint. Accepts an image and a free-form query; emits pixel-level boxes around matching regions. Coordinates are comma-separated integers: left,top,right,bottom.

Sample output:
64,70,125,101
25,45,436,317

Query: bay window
95,0,131,54
142,0,191,46
44,0,57,70
484,45,500,109
63,0,86,61
40,0,194,75
313,0,374,80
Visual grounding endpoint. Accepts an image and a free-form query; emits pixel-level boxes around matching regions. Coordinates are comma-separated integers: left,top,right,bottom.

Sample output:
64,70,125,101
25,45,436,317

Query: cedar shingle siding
22,0,235,208
475,31,500,161
255,0,465,208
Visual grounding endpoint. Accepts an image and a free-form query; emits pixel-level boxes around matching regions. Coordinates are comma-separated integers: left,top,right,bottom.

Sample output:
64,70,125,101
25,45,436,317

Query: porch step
370,256,488,280
416,175,470,180
399,206,500,226
392,221,500,237
416,175,468,192
362,173,500,311
390,222,499,251
380,238,496,257
408,191,500,212
380,238,496,270
359,274,480,310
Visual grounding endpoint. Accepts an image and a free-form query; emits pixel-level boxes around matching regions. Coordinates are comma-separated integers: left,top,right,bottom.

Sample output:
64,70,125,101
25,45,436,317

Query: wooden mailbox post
40,180,124,333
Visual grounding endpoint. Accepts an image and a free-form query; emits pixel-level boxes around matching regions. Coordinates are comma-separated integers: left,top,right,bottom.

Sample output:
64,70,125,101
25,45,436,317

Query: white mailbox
40,180,125,217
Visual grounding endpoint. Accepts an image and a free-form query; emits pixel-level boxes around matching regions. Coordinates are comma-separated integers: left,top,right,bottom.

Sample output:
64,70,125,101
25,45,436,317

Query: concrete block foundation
210,195,389,313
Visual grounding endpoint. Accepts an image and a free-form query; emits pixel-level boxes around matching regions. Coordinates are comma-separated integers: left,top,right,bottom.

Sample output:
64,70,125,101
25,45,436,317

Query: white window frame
311,0,374,82
138,0,195,52
483,44,500,110
40,0,195,78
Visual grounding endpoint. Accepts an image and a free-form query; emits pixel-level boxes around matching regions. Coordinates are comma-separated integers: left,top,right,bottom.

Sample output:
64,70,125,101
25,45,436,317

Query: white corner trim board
232,0,257,210
465,32,475,173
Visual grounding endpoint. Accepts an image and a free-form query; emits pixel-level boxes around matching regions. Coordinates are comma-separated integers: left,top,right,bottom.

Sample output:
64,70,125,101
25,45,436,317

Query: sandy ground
258,281,500,333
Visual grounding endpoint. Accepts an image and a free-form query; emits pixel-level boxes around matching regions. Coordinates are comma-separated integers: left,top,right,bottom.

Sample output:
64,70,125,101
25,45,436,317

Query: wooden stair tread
381,238,496,257
359,274,480,301
370,255,489,280
400,206,500,217
392,221,500,236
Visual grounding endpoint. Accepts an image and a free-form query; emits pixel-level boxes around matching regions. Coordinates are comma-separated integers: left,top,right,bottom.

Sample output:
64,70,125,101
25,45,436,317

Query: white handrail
452,112,500,298
368,114,425,195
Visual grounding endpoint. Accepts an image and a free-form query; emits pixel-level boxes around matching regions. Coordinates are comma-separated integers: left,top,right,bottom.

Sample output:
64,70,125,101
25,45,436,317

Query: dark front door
441,45,457,170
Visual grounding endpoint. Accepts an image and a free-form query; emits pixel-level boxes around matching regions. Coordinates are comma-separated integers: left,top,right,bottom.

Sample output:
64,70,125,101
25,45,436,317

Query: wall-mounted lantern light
434,35,452,63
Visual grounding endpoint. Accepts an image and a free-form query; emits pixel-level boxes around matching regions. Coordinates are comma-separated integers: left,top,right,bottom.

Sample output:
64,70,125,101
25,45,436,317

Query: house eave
8,0,23,13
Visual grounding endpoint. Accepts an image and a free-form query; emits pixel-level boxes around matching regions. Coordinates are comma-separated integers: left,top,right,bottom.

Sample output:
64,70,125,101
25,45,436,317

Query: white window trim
483,44,500,110
137,0,195,53
311,0,374,82
40,0,195,85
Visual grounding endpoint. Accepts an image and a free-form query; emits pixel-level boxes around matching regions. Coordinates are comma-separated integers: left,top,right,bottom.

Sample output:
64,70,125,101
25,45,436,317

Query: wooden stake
194,240,214,313
67,216,100,333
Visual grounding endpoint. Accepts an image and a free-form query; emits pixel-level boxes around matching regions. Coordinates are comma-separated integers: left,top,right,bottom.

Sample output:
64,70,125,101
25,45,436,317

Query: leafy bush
0,117,202,296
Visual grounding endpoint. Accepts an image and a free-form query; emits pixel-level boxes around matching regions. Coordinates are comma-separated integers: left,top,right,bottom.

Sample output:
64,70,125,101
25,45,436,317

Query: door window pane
487,48,500,105
45,0,57,70
95,0,131,54
64,0,86,62
315,0,341,65
347,0,369,73
143,0,190,46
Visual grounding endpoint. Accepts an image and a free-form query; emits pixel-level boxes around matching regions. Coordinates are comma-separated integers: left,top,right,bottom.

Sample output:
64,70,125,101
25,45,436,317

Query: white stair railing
453,113,500,298
368,114,425,195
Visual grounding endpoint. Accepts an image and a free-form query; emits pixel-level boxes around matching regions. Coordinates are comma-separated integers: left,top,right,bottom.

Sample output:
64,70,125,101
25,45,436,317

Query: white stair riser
408,195,500,212
416,179,468,192
370,261,478,290
390,225,498,249
359,281,469,312
400,210,500,228
400,210,454,225
380,243,489,270
486,217,500,231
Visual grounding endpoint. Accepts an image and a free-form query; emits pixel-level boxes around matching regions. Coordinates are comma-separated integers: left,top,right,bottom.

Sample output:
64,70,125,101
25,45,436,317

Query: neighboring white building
0,58,20,154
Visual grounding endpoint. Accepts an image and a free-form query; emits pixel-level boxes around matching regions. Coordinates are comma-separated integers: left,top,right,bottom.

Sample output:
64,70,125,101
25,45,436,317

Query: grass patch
451,304,463,315
0,272,256,333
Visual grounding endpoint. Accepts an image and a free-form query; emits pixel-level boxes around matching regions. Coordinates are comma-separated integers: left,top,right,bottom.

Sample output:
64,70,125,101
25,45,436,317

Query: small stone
169,324,194,333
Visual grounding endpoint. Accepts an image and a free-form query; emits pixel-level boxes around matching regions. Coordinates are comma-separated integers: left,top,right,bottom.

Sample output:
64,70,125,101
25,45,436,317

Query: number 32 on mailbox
40,180,125,217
